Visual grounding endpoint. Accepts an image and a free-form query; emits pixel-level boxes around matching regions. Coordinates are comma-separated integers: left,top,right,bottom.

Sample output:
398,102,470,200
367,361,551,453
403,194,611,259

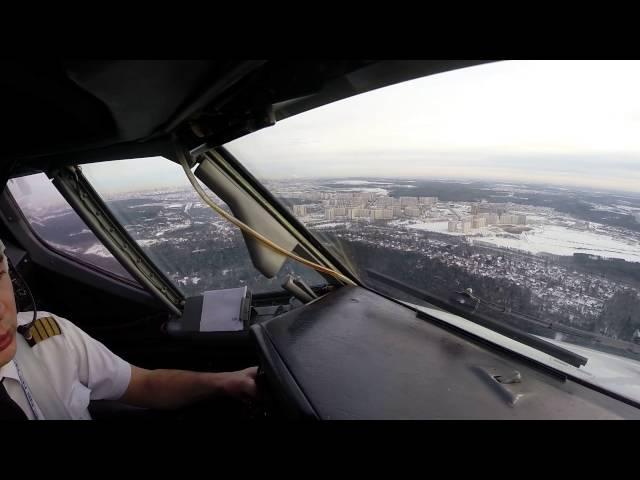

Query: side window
80,156,326,297
7,173,136,282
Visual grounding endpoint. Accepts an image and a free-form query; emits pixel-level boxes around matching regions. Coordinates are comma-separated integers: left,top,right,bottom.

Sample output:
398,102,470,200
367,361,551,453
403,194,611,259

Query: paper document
200,286,248,331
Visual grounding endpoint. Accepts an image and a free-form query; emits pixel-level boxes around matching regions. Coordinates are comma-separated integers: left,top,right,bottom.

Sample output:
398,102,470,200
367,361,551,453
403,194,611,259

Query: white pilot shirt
0,311,132,420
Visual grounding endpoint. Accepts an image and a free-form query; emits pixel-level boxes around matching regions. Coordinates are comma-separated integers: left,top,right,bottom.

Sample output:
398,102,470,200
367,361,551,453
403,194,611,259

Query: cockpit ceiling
0,60,492,174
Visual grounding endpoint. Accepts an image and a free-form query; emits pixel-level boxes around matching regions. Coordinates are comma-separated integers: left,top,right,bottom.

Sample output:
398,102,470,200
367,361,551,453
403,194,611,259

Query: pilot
0,239,257,420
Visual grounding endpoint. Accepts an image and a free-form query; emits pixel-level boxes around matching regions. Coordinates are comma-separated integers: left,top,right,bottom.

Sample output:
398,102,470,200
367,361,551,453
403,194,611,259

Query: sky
226,60,640,193
9,60,640,204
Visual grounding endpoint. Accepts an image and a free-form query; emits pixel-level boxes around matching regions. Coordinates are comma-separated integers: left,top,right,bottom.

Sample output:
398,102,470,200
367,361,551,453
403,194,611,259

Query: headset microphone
5,254,37,341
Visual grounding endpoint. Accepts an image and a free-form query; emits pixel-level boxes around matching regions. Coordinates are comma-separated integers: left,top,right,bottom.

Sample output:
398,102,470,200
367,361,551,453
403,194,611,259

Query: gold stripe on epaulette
28,316,62,345
30,325,42,343
41,318,54,337
47,317,61,336
34,320,47,339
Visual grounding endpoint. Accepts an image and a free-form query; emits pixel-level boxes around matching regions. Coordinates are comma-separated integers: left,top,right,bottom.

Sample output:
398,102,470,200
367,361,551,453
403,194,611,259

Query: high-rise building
337,193,354,200
324,208,335,220
392,206,403,217
486,213,499,225
405,207,420,217
330,207,347,218
419,196,438,206
376,197,393,207
372,209,393,220
461,221,472,234
400,196,418,207
472,217,486,229
448,221,458,232
516,214,527,225
293,205,307,217
359,192,375,202
499,214,517,224
350,208,371,220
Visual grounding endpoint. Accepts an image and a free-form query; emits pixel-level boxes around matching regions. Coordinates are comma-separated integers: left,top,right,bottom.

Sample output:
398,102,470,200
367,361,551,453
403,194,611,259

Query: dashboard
251,286,640,419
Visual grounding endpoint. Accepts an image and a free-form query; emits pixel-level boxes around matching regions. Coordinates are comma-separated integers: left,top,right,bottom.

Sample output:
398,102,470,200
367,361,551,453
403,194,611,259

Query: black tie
0,378,28,420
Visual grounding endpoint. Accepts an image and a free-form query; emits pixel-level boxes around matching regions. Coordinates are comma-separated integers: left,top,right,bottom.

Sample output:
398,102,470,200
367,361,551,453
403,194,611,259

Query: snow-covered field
393,219,640,263
127,202,165,208
333,180,391,185
338,187,390,195
137,238,166,247
332,180,418,190
395,220,461,235
312,222,348,229
482,225,640,262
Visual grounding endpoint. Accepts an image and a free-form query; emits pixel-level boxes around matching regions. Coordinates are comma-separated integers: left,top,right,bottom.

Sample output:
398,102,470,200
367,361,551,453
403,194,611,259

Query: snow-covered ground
48,241,83,254
480,225,640,262
333,180,391,185
312,222,348,229
332,180,417,191
395,220,462,235
542,337,640,402
127,202,165,208
137,238,165,247
68,228,91,237
337,187,390,195
85,243,112,258
393,219,640,263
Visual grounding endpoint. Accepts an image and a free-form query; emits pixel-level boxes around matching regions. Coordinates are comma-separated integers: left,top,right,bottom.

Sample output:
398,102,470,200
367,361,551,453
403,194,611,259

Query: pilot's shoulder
18,311,66,347
17,311,59,323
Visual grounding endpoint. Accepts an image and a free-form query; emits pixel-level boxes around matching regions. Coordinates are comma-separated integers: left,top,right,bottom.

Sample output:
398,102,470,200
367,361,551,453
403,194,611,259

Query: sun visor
194,158,298,278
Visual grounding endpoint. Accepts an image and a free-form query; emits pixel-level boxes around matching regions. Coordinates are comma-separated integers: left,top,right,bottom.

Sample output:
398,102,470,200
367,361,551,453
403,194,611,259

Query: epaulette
26,316,62,347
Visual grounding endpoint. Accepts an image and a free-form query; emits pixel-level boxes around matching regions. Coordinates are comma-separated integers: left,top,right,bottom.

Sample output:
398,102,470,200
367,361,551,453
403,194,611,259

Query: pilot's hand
221,366,258,402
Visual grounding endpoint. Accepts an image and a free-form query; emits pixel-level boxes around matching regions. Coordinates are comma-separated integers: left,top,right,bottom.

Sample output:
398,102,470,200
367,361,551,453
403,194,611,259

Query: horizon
9,170,640,213
227,60,640,193
9,60,640,202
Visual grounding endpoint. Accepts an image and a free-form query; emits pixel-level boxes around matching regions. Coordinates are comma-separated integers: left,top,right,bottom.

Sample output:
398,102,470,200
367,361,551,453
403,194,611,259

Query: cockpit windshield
225,60,640,400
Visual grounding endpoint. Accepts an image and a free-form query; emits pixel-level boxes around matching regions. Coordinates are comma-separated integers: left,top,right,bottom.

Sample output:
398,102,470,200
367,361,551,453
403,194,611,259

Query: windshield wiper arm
365,269,588,368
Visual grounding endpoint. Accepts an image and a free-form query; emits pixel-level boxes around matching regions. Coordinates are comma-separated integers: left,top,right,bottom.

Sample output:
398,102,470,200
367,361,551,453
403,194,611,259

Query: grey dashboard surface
252,286,640,419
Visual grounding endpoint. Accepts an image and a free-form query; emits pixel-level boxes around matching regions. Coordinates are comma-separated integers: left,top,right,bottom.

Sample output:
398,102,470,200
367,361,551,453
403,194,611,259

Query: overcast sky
11,60,640,206
226,60,640,193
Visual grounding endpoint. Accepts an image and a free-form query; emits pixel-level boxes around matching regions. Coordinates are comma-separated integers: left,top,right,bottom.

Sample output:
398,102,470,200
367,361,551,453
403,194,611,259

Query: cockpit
2,60,640,419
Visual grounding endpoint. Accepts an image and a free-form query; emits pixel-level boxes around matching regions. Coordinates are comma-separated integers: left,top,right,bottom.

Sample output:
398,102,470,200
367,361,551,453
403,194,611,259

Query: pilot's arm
59,314,257,411
120,365,257,410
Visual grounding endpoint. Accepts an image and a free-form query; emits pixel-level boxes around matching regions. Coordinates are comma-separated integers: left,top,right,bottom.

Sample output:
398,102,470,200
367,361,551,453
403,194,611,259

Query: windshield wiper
366,269,588,368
